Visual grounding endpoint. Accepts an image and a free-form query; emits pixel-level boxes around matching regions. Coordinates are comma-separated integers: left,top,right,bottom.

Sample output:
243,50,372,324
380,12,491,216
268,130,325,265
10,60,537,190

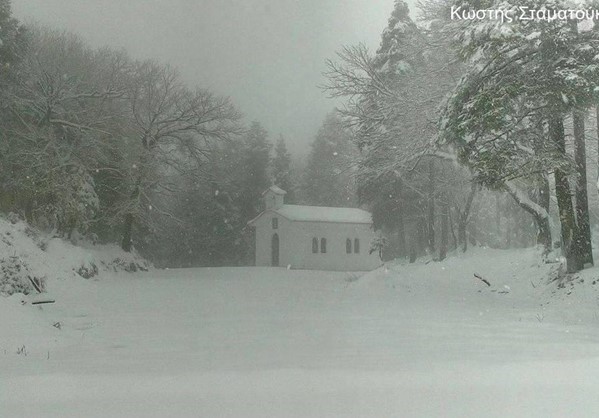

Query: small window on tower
354,238,360,254
321,238,327,253
272,218,278,229
346,238,352,254
312,237,318,253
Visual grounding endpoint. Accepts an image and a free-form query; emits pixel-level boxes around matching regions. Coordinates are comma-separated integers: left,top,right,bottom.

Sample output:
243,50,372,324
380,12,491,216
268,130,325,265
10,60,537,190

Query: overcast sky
11,0,418,156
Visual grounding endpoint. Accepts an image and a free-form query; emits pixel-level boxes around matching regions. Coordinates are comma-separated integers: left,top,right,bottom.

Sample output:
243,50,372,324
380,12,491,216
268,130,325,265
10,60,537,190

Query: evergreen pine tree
238,121,272,220
373,0,425,76
441,0,599,271
302,113,356,207
0,0,23,69
272,135,295,203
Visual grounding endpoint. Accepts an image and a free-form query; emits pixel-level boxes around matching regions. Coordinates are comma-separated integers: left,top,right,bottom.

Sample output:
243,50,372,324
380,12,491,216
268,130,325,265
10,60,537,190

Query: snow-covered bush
0,256,46,296
32,166,100,237
106,257,150,273
0,213,152,297
76,261,99,279
6,212,20,225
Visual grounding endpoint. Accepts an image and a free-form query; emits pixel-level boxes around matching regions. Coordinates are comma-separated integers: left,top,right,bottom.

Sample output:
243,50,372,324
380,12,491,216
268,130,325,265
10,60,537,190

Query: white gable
274,205,372,224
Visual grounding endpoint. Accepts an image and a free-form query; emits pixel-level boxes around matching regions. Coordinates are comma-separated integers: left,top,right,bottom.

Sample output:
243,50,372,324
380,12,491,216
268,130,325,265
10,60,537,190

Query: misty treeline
324,0,599,272
0,1,360,267
5,0,599,273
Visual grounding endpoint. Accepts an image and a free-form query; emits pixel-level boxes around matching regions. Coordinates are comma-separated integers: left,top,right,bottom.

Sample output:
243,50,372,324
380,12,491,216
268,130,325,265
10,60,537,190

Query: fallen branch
474,273,491,287
28,276,43,294
31,299,55,305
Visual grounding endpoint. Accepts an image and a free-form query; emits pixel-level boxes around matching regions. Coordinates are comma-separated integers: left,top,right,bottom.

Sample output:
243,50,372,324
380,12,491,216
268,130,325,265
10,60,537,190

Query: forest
6,1,599,415
2,0,599,274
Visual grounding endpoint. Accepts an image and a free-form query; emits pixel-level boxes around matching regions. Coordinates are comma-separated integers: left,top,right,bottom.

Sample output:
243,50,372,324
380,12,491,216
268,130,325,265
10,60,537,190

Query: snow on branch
503,180,549,220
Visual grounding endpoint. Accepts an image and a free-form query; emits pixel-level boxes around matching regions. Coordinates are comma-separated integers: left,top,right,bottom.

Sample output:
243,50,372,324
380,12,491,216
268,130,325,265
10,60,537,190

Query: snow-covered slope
0,215,150,295
2,221,599,417
0,214,151,362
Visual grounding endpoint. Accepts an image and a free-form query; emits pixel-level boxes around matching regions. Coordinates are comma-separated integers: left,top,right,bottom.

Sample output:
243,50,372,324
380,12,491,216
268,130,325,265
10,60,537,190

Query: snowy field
3,245,599,417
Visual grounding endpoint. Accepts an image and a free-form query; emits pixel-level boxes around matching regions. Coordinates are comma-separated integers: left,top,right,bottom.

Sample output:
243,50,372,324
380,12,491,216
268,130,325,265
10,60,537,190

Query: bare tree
2,27,125,236
119,60,241,251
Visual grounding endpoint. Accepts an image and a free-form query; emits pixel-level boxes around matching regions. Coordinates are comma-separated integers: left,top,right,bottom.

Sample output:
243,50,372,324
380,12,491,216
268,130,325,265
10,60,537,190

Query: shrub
0,256,46,296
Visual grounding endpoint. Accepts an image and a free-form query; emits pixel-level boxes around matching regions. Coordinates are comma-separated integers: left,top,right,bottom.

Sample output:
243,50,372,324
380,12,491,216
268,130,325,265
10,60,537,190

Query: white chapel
247,186,381,271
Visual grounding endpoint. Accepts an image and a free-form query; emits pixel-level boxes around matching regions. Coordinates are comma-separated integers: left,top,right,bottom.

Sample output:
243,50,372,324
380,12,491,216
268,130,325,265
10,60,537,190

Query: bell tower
263,186,286,210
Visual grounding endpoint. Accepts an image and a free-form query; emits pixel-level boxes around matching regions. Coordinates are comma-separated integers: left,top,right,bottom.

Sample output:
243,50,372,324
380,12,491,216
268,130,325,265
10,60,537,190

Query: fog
11,0,420,156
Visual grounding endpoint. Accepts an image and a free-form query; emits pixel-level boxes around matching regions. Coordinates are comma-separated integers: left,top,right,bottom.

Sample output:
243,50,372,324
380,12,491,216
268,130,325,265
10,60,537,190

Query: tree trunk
409,245,417,263
457,182,477,252
121,178,141,253
536,213,552,252
439,201,449,261
397,219,406,258
468,221,477,247
457,222,466,252
504,180,551,253
536,178,552,252
495,194,501,248
427,159,435,253
538,174,550,215
121,213,134,252
396,179,407,257
573,109,593,267
550,116,581,273
531,112,552,253
449,208,458,251
418,217,427,255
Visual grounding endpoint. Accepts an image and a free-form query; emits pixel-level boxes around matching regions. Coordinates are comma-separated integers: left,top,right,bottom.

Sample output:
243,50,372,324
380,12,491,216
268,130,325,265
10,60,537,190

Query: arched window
354,238,360,254
346,238,352,254
321,238,327,253
272,217,278,229
312,237,318,253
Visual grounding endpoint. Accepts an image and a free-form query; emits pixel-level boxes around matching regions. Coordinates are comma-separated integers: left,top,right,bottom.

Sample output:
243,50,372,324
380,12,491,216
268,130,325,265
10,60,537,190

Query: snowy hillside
3,216,599,417
0,215,150,295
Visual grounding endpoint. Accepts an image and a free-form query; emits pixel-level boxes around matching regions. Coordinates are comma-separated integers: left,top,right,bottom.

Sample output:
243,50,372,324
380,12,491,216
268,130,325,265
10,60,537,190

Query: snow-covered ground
2,218,599,417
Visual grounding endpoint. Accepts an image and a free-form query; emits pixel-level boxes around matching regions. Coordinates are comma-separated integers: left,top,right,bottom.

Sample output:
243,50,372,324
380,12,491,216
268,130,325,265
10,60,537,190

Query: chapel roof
249,204,373,225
